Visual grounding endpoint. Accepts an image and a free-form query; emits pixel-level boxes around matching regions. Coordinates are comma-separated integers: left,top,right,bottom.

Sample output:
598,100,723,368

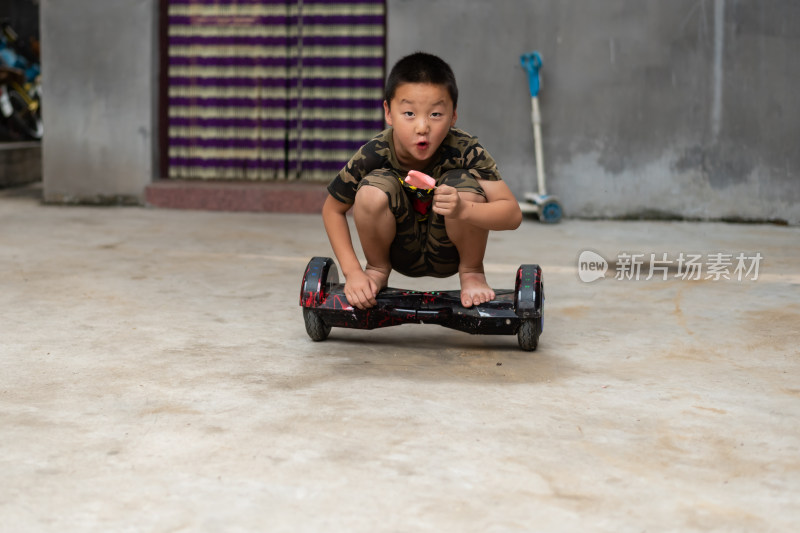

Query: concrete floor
2,184,799,532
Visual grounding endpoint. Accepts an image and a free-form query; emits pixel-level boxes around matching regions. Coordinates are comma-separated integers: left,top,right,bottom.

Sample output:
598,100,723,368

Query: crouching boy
322,52,522,310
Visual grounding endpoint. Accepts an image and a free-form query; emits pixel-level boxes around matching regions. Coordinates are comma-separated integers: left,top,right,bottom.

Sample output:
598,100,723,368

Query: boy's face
384,82,457,170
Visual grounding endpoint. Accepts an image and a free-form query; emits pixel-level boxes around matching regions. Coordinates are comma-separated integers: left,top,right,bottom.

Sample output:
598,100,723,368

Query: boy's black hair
384,52,459,110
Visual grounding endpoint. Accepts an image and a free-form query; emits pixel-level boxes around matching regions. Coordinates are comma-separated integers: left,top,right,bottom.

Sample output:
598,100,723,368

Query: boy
322,52,522,310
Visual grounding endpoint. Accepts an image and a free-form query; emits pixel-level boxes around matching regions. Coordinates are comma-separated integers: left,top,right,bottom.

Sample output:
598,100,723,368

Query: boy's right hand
344,269,379,310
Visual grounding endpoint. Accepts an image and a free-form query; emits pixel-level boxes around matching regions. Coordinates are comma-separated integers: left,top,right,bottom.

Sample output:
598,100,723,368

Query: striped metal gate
165,0,385,181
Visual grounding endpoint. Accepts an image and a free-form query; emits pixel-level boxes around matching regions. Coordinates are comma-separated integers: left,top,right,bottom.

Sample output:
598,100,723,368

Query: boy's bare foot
364,265,390,294
459,271,495,308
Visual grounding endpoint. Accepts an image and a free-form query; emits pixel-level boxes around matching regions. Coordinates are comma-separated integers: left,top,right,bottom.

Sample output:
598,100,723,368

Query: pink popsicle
404,170,436,189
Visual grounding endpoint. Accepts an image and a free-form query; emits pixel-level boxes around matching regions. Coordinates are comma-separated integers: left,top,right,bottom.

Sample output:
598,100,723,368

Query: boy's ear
383,100,392,126
451,107,458,127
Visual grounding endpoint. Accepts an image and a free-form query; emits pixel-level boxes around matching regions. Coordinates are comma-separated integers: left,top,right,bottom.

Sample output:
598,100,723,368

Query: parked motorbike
0,20,42,140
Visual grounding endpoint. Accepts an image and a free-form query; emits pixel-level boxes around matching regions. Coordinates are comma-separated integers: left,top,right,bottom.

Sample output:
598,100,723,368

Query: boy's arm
321,195,379,309
433,179,523,230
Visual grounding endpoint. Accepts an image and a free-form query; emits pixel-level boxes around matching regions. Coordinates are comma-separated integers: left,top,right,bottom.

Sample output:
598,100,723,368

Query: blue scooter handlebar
520,51,543,98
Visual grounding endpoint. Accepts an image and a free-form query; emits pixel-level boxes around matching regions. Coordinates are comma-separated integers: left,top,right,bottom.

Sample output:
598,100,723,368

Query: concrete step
145,179,328,213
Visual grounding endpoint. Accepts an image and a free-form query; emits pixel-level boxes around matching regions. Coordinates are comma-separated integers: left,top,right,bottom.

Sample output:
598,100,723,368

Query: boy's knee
355,170,404,215
354,183,390,213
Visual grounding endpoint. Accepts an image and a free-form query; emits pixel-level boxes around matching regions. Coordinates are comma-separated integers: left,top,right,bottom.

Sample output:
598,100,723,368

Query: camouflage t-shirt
327,127,502,205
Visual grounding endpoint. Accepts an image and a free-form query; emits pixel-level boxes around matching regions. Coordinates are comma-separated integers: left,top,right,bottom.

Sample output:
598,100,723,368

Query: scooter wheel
540,198,563,224
517,319,540,351
303,308,331,341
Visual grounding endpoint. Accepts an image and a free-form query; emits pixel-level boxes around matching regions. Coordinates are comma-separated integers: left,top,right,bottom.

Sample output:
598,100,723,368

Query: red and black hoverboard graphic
300,257,543,351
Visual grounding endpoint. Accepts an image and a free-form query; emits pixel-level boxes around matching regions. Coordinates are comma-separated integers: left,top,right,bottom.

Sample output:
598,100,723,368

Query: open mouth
416,141,429,151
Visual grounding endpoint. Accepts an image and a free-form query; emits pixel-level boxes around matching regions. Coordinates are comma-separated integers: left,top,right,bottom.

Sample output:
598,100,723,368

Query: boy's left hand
432,184,463,218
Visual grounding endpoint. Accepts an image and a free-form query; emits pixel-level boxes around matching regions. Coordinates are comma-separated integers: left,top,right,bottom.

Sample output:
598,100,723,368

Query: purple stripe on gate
296,56,383,68
300,77,383,88
300,118,384,129
288,159,350,171
168,14,382,26
170,138,287,149
168,35,383,47
302,0,385,4
169,157,286,169
169,56,383,68
300,35,384,46
168,77,290,88
168,158,352,171
169,0,289,4
290,98,381,108
299,14,384,25
169,0,383,4
168,15,290,25
169,56,290,67
171,138,363,151
169,36,291,47
168,96,291,107
168,117,382,130
168,76,383,89
168,96,380,108
169,117,287,129
298,140,364,150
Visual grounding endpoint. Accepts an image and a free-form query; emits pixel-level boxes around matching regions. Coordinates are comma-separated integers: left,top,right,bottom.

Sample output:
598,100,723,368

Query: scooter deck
299,256,543,349
308,284,521,335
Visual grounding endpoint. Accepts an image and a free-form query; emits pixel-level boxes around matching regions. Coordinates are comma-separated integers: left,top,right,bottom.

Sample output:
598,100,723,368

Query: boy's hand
344,269,379,310
432,184,464,218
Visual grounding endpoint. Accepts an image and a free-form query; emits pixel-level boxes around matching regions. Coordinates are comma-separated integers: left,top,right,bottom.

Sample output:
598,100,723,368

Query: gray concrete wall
37,0,798,222
388,0,800,224
41,0,159,204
